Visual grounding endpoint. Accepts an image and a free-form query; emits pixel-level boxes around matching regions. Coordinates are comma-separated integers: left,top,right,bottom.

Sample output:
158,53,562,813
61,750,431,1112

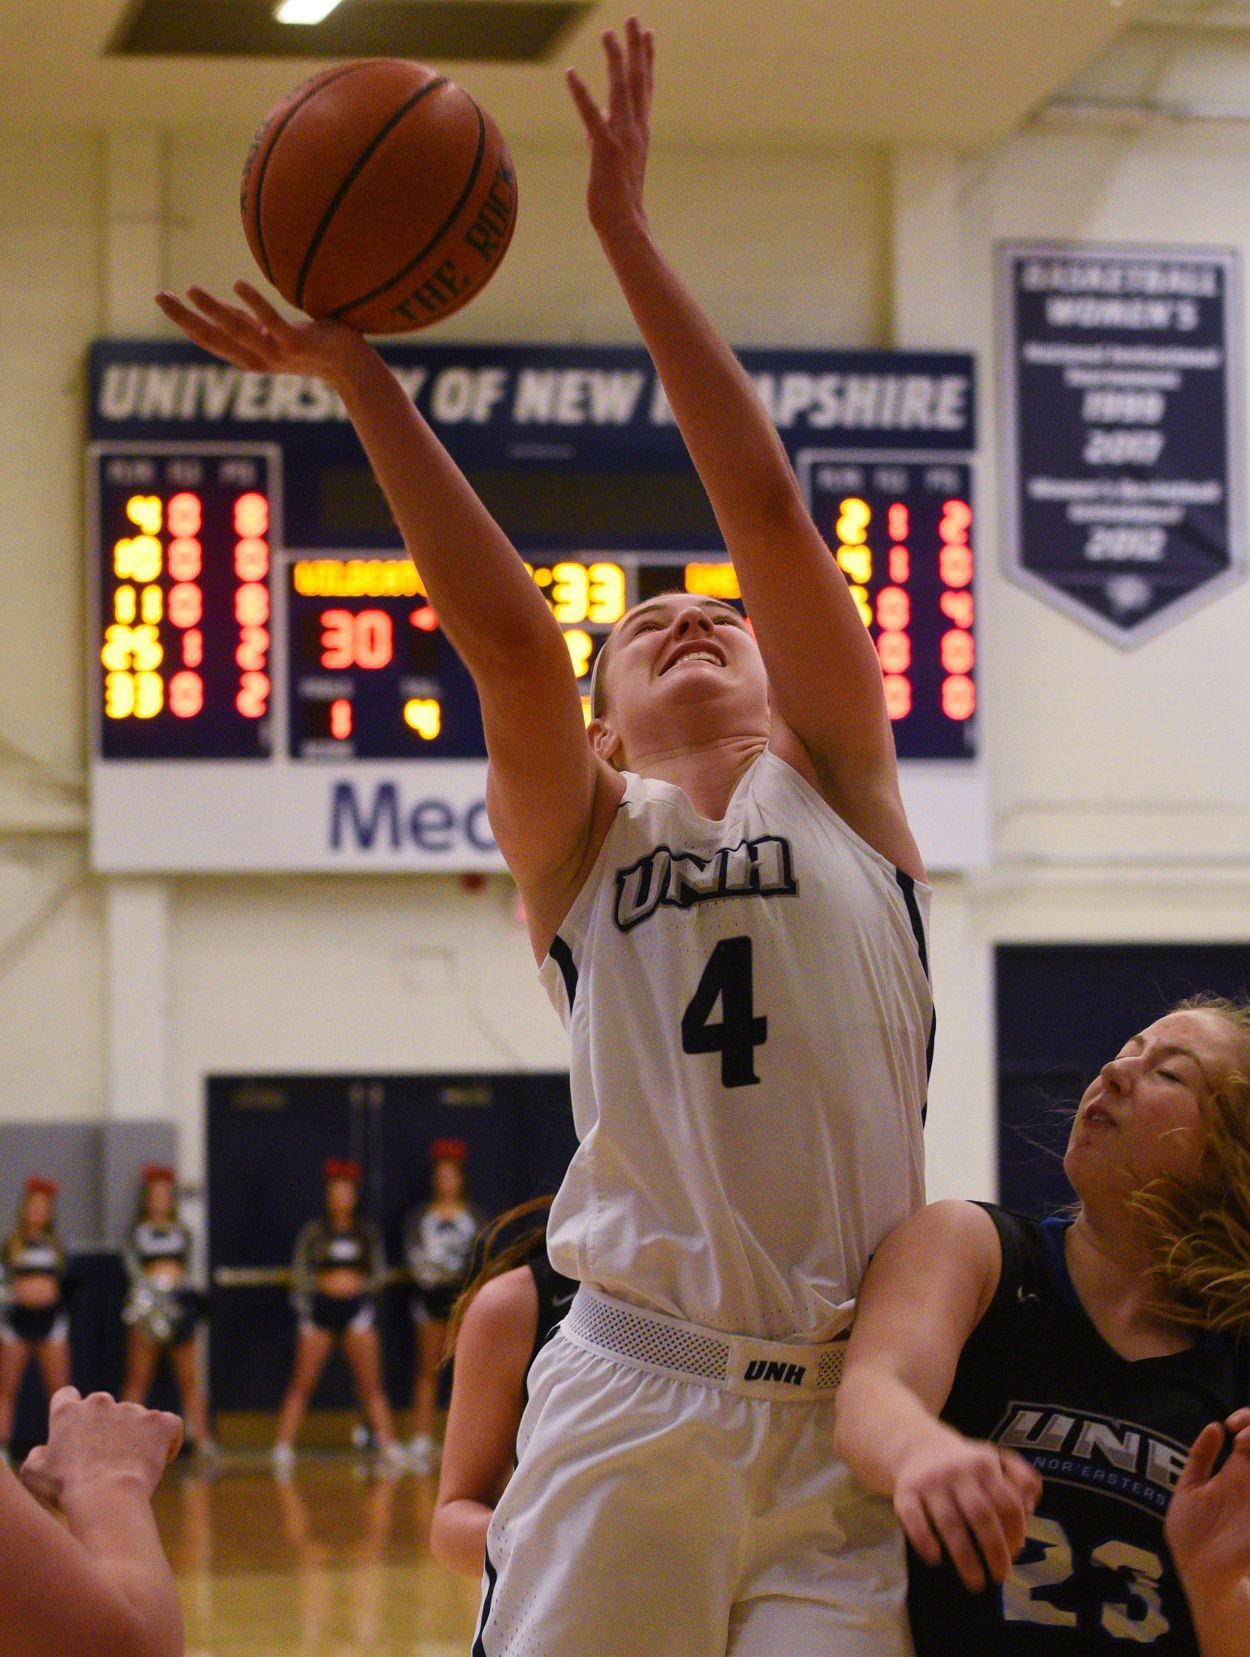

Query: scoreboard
89,342,982,871
97,447,279,760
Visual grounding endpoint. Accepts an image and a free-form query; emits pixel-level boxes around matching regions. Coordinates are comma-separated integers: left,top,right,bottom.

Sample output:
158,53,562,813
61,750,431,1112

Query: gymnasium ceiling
0,0,1158,148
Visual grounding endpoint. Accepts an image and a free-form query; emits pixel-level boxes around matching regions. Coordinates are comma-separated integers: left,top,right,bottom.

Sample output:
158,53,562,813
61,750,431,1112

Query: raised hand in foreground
566,15,655,239
0,1385,184,1657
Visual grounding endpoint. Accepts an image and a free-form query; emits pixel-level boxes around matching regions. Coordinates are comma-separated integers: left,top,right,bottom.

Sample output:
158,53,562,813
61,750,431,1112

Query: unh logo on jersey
614,835,797,931
995,1403,1188,1513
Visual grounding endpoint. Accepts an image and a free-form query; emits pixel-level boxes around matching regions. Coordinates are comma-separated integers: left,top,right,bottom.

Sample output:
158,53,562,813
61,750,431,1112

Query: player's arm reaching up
568,19,922,877
152,289,622,953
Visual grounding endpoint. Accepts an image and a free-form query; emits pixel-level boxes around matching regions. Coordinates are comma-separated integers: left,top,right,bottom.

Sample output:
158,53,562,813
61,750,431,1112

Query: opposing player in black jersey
272,1158,404,1472
835,995,1250,1656
121,1165,214,1455
429,1198,578,1574
0,1177,70,1456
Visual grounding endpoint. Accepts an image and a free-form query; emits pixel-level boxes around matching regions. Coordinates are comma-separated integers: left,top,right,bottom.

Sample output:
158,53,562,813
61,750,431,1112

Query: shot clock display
89,340,980,871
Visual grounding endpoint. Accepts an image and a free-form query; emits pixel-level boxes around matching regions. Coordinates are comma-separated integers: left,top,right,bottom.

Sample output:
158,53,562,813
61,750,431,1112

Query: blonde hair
1126,993,1250,1341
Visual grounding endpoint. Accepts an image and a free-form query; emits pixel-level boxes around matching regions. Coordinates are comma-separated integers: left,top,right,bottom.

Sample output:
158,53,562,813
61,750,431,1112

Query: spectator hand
20,1387,183,1511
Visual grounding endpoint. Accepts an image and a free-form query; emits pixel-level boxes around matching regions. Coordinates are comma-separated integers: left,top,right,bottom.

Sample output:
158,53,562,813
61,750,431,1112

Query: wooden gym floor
153,1456,482,1656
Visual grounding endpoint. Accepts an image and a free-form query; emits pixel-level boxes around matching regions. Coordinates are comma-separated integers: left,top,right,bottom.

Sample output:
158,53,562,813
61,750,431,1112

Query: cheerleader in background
404,1139,482,1474
272,1158,404,1474
121,1165,214,1456
0,1177,71,1457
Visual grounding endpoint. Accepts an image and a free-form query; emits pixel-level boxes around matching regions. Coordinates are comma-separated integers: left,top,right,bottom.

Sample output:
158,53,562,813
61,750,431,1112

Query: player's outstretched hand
566,15,655,239
20,1387,183,1511
893,1430,1043,1594
155,280,370,383
1165,1408,1250,1601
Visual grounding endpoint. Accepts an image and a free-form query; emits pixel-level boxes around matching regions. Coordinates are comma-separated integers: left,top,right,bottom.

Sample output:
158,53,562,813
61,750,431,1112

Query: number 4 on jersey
681,936,767,1088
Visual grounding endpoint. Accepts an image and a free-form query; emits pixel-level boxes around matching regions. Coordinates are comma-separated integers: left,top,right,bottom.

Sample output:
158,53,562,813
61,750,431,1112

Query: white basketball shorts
472,1289,913,1657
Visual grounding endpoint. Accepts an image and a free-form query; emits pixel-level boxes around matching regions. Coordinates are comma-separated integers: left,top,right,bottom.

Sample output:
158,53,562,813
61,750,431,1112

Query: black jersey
907,1204,1250,1656
525,1254,578,1382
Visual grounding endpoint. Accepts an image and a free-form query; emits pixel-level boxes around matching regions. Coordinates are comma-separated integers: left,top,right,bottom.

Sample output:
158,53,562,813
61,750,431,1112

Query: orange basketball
240,60,517,335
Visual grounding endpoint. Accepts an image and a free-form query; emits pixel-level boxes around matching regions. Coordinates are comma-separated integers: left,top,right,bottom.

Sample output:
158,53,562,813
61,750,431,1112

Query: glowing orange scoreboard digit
798,454,975,752
92,445,279,759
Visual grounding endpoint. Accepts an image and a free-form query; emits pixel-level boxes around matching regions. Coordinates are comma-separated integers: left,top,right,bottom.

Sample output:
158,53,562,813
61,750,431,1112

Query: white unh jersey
540,748,933,1338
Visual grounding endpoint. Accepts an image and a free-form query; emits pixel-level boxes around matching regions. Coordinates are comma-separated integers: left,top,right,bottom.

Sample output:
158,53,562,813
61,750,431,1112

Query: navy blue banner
998,243,1245,645
91,341,974,553
90,343,973,452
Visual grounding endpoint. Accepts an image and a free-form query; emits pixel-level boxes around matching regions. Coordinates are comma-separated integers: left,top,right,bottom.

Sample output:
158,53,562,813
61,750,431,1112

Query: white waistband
562,1287,848,1401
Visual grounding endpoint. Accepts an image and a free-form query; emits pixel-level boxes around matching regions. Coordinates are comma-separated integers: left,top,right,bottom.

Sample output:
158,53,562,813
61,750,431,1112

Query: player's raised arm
153,288,618,931
568,20,920,875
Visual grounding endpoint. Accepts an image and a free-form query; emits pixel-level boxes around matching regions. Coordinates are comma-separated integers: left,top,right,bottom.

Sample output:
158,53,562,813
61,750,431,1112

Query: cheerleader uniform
123,1219,203,1345
290,1218,386,1334
0,1232,69,1346
406,1204,481,1323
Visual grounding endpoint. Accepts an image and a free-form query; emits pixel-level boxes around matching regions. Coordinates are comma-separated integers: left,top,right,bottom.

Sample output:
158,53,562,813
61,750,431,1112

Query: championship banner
997,242,1245,646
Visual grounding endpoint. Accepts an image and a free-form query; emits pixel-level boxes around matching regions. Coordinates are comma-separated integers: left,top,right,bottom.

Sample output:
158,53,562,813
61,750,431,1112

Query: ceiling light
274,0,344,23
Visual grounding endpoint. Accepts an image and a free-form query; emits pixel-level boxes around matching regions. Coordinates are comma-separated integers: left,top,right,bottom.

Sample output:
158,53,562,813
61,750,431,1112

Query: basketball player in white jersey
156,19,932,1651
